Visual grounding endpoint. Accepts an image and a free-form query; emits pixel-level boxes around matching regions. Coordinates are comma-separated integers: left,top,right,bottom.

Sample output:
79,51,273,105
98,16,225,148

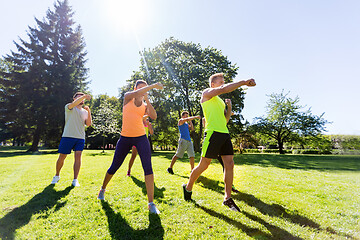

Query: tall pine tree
0,0,88,151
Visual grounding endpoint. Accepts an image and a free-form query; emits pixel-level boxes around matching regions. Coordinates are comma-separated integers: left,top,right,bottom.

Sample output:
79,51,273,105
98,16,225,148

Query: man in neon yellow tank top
183,73,256,212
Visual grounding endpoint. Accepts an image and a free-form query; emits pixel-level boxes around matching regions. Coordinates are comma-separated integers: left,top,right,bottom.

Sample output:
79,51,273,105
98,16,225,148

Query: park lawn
0,148,359,240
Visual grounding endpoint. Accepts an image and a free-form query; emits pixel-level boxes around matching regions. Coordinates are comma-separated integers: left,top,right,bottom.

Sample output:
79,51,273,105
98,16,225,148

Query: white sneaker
51,176,60,184
72,179,80,187
97,188,105,200
148,202,160,214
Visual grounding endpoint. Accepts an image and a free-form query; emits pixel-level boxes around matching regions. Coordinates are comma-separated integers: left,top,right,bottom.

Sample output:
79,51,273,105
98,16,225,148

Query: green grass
0,148,359,240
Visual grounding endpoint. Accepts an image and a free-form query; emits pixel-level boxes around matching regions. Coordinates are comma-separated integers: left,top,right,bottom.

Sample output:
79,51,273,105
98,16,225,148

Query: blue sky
1,0,359,135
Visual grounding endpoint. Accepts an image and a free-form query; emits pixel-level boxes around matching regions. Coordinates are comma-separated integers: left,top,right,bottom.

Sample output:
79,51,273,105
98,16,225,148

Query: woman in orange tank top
98,80,163,214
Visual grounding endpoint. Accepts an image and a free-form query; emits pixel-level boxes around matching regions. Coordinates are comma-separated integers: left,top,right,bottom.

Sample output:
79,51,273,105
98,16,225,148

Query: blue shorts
58,137,85,154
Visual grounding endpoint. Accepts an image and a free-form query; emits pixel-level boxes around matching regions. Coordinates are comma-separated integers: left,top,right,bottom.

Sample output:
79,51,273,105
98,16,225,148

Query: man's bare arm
201,79,256,103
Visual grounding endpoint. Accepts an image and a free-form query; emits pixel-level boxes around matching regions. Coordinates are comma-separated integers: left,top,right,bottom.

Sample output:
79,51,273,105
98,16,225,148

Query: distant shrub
301,149,319,154
332,149,360,155
263,149,291,154
244,149,261,153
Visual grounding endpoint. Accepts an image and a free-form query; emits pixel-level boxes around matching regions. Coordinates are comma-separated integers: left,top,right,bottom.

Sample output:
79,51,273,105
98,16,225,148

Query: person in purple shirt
167,111,201,174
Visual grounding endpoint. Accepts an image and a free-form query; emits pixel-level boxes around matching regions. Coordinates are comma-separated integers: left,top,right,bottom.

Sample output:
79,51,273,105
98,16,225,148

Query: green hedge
242,148,333,154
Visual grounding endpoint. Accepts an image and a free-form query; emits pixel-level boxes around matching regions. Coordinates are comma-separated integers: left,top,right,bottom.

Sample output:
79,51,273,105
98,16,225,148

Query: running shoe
182,183,192,201
126,171,131,177
72,179,80,187
148,202,160,214
167,168,174,174
97,188,105,200
51,176,60,184
223,198,240,212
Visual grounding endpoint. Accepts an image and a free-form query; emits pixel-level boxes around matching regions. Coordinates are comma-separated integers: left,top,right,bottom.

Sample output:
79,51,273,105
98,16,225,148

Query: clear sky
1,0,359,135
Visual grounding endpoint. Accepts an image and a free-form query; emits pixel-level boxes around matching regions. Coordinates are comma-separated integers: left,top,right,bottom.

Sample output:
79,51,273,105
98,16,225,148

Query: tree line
1,0,349,155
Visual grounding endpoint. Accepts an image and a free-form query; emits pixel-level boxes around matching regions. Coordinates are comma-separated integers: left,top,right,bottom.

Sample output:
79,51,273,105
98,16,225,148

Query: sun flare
102,0,148,34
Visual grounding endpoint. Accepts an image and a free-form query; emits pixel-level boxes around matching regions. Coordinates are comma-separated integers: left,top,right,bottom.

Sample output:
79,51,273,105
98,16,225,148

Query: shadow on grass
130,176,166,203
0,184,73,240
101,201,164,240
151,151,174,160
193,202,301,240
197,175,357,240
236,154,360,171
152,151,202,165
234,192,320,228
0,149,59,158
86,151,113,157
153,151,360,171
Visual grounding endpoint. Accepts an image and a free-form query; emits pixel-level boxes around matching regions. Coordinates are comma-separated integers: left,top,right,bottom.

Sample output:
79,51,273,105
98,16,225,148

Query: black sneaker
223,198,240,212
167,168,174,174
182,184,192,201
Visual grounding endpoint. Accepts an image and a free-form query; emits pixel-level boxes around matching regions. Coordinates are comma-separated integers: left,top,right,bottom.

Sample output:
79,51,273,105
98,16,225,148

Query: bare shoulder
124,91,133,99
123,91,134,105
202,88,211,94
66,102,74,110
201,88,213,103
178,118,184,126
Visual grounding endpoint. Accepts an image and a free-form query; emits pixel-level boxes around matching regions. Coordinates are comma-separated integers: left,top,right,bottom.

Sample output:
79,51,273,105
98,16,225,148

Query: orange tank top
121,98,146,137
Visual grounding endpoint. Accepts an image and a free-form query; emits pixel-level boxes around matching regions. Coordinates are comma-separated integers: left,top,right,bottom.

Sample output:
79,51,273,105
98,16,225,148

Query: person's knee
58,153,67,161
199,160,210,170
74,151,82,158
144,169,153,176
107,162,121,174
224,159,234,170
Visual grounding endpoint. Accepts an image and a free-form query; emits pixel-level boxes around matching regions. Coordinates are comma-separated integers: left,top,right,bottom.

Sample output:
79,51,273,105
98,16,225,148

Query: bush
243,149,261,153
332,149,360,155
263,149,291,154
300,149,319,154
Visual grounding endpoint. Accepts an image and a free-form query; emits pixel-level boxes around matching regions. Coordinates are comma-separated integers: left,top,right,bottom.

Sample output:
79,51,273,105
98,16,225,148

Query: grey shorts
175,138,195,158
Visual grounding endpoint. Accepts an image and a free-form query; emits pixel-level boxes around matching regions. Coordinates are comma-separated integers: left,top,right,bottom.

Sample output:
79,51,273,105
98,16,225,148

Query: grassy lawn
0,147,359,239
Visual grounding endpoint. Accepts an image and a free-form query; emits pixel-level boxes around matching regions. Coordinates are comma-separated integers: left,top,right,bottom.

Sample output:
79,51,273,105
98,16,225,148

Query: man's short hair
209,73,224,87
73,92,84,99
134,80,148,89
181,111,189,117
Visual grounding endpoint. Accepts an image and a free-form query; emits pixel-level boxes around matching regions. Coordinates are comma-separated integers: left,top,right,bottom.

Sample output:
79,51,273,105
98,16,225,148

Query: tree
233,122,259,153
0,0,88,151
330,135,360,152
123,37,244,151
90,99,120,152
251,90,329,154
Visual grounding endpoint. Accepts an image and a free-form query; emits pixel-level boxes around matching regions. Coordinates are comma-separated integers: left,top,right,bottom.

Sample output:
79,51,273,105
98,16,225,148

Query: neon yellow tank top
144,126,149,137
201,96,229,133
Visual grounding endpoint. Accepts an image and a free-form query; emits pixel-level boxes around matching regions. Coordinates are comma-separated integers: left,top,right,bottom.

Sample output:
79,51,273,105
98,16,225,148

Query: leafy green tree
251,90,329,154
330,135,360,151
234,131,259,153
0,0,88,151
90,99,120,152
291,135,333,154
123,37,244,151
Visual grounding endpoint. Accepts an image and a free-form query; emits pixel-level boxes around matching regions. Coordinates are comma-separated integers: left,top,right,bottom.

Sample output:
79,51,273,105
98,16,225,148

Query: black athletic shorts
201,131,234,159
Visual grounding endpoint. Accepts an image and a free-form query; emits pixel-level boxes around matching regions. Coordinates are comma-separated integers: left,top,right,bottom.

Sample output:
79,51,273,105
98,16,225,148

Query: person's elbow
150,113,157,120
